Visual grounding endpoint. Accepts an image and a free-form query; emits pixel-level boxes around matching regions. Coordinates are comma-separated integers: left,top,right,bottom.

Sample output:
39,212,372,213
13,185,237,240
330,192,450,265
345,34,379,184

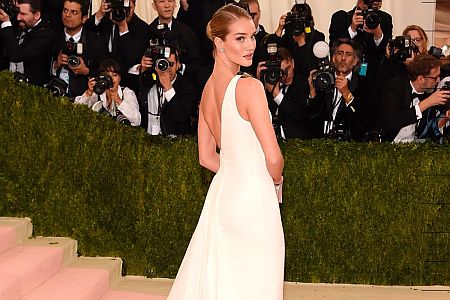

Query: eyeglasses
423,75,440,81
411,37,424,43
249,12,258,18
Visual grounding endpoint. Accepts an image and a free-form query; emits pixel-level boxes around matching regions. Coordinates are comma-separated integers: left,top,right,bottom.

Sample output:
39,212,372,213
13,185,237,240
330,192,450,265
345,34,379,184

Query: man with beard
52,0,107,98
382,54,450,143
0,0,55,86
308,38,377,141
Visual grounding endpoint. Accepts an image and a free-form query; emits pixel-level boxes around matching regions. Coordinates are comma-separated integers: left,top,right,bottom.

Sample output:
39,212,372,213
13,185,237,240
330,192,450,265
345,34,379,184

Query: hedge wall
0,71,449,285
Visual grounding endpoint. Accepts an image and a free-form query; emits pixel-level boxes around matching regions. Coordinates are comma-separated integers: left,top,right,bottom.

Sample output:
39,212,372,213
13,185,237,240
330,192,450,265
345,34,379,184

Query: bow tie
412,92,427,101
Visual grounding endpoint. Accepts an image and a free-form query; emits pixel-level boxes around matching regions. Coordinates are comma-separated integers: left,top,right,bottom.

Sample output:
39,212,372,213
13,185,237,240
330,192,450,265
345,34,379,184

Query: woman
74,58,141,126
403,25,429,55
167,4,285,299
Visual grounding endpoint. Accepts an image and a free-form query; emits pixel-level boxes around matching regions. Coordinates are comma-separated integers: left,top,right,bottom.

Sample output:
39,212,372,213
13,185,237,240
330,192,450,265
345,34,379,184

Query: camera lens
365,13,380,30
155,59,170,72
111,8,126,22
313,72,335,91
67,56,80,67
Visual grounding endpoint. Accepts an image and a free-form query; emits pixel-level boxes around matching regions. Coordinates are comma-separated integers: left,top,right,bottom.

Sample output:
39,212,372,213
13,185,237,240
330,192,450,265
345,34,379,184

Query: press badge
359,63,368,76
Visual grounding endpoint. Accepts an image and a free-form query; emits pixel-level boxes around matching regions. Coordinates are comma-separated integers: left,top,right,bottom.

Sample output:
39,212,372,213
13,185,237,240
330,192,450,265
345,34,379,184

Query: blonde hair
206,4,252,48
402,25,429,54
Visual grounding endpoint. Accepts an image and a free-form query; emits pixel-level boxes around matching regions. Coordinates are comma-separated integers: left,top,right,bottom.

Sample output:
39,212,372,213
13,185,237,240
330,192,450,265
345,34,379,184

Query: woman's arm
238,78,284,183
198,105,220,173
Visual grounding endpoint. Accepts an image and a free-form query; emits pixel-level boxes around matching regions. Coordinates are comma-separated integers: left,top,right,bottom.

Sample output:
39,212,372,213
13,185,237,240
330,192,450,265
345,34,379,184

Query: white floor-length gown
167,75,285,300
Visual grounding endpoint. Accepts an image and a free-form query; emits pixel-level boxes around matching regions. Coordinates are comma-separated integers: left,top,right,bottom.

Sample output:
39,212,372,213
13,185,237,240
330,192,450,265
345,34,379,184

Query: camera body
62,41,83,67
260,43,283,85
0,0,18,18
47,76,68,97
107,0,130,22
388,35,417,62
93,72,114,95
358,0,380,30
284,11,312,36
312,59,335,91
144,45,172,72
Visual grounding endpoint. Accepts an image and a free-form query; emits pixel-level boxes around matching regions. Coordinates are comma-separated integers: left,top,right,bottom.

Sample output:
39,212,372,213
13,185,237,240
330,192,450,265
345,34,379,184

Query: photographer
0,0,55,86
51,0,108,98
147,0,203,86
74,58,141,126
309,38,377,141
85,0,148,94
268,3,325,86
329,0,392,80
139,46,198,136
381,54,450,143
256,47,318,139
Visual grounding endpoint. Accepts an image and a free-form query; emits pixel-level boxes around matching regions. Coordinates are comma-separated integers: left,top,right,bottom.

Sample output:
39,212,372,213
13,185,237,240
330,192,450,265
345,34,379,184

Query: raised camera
62,41,83,67
93,72,113,95
0,0,18,18
284,11,312,36
13,72,29,84
144,45,172,72
358,0,380,30
312,41,335,91
107,0,130,22
388,36,418,62
260,43,283,85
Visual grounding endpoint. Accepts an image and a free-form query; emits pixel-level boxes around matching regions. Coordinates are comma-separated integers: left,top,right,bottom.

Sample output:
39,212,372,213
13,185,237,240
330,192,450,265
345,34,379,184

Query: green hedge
0,71,449,285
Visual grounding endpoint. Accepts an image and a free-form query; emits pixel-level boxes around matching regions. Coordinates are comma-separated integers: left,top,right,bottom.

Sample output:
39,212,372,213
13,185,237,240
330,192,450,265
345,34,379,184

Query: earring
219,48,224,53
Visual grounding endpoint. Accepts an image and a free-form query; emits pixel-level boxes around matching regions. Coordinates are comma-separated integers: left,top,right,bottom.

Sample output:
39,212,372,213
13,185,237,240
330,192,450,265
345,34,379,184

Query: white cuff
164,88,175,102
273,92,284,106
1,21,12,29
348,26,357,39
374,33,384,46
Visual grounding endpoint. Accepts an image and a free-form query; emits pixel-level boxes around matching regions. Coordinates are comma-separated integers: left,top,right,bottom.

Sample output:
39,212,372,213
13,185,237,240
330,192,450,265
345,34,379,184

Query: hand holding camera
351,10,365,32
85,77,97,97
96,0,112,21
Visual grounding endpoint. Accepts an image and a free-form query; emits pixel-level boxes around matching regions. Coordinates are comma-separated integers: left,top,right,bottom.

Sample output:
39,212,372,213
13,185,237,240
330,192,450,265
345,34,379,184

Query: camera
144,45,172,72
62,41,83,67
388,36,418,62
312,41,335,91
260,43,283,85
107,0,130,22
0,0,18,18
13,72,29,84
284,10,312,36
47,76,68,97
93,72,114,95
357,0,380,30
428,46,444,59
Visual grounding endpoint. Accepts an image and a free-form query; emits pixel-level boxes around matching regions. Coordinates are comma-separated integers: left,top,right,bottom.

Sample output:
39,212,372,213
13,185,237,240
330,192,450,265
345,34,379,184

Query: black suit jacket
381,75,433,141
54,27,108,97
329,7,393,79
267,78,319,139
262,29,325,88
138,74,199,135
314,73,377,141
85,14,149,93
148,18,204,82
0,21,55,86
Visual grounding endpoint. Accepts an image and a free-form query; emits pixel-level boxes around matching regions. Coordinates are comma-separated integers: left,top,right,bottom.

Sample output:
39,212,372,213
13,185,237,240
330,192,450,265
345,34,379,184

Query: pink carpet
0,226,17,253
22,268,110,300
0,246,64,298
101,290,166,300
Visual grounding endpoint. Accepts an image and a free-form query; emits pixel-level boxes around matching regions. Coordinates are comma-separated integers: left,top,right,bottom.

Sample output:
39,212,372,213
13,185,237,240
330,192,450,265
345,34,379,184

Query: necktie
17,31,26,45
68,37,75,43
412,92,427,101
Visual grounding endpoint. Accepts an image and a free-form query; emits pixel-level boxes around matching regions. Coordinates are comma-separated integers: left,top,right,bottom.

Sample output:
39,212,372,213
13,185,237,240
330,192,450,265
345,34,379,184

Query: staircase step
22,256,122,300
108,276,172,296
101,290,166,300
0,237,76,300
0,217,32,253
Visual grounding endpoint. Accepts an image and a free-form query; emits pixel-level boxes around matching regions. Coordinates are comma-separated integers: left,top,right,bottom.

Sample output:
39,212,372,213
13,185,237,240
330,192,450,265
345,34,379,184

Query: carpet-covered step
0,217,33,253
102,277,171,300
0,236,77,300
22,256,122,300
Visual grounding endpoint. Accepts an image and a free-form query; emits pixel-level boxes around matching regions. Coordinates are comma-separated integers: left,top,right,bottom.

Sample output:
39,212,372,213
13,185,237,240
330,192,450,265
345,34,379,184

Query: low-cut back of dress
167,74,285,300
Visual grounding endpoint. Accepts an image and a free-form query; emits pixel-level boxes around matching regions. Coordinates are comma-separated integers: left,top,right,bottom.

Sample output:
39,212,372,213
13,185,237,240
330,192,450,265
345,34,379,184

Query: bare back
200,74,250,149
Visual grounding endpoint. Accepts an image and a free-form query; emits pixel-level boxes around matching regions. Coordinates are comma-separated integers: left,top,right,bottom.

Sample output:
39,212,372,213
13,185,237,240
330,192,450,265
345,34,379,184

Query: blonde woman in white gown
167,4,285,300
